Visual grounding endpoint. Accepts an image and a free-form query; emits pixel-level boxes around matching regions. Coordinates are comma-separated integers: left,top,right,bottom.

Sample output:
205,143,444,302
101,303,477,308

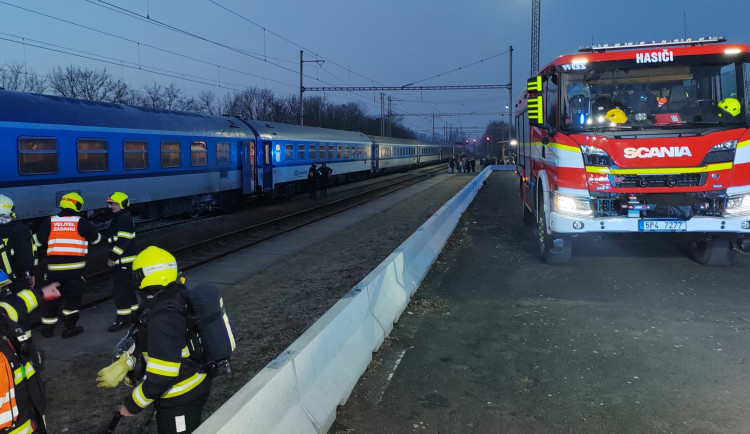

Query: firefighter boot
107,320,129,333
61,325,84,339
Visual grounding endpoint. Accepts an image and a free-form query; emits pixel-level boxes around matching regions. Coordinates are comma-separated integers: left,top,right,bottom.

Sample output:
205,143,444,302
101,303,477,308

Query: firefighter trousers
40,274,85,330
112,265,138,321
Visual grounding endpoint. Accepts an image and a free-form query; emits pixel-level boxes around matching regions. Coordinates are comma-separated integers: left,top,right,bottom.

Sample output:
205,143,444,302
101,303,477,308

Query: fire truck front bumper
549,212,750,235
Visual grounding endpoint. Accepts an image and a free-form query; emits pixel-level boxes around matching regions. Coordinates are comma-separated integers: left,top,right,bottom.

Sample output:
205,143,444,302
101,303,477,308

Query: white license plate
638,220,686,232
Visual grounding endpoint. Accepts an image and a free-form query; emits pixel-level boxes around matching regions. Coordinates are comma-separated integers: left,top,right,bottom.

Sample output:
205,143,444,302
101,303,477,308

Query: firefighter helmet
718,97,741,117
0,195,15,219
106,192,129,209
132,246,178,289
606,108,628,124
0,271,9,288
59,192,84,212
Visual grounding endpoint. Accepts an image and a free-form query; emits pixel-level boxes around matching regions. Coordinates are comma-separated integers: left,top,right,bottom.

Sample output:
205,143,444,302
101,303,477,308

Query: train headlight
725,193,750,216
555,193,593,216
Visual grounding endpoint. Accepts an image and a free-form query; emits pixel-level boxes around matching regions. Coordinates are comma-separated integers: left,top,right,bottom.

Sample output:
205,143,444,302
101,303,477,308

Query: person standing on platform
97,246,212,434
33,192,101,339
105,192,139,332
317,162,333,197
308,163,319,199
0,194,36,295
0,271,60,434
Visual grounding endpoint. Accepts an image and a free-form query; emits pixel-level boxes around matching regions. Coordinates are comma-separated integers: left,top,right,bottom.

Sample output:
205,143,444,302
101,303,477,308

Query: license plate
638,220,686,232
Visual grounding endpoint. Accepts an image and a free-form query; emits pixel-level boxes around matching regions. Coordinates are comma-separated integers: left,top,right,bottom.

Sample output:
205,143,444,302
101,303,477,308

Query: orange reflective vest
47,216,87,257
0,350,17,429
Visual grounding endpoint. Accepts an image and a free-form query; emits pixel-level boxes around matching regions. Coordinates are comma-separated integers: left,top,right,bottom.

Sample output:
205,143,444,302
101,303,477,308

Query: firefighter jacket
0,222,35,282
124,284,209,414
0,288,49,433
106,211,136,265
33,210,101,277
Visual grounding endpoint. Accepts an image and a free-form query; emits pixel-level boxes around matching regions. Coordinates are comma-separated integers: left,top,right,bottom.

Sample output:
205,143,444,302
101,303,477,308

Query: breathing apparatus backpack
179,282,236,378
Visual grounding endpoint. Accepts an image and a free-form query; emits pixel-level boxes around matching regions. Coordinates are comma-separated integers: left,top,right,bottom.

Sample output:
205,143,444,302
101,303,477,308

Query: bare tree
0,62,47,93
197,90,218,115
141,81,165,108
48,65,129,102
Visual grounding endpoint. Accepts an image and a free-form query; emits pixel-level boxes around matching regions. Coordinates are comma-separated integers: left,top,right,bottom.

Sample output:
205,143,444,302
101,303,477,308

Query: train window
191,141,208,167
77,139,108,172
18,137,57,175
328,145,334,159
284,144,293,161
344,146,350,159
161,141,181,168
309,145,317,161
297,144,305,161
358,145,363,158
336,145,342,159
216,142,230,166
124,141,148,170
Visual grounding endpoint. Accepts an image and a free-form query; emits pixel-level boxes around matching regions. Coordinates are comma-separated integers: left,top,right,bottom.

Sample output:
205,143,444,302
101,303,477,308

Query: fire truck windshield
558,56,749,133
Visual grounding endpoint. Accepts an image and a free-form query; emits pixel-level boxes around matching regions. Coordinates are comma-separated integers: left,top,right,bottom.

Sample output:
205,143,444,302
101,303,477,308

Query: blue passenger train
0,90,456,222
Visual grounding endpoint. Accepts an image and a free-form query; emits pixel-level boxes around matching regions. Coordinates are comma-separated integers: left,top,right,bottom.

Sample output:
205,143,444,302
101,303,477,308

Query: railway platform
37,166,481,433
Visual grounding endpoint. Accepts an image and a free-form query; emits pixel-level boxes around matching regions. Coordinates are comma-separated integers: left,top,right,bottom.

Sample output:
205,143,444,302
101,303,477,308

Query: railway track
77,164,446,309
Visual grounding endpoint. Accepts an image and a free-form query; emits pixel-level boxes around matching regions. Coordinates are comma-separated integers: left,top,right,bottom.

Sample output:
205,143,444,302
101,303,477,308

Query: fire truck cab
516,37,750,265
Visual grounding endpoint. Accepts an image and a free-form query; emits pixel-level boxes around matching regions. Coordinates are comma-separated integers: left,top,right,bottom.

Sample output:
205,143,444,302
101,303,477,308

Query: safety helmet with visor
106,192,129,210
718,97,741,117
0,195,15,223
132,246,178,290
59,192,84,212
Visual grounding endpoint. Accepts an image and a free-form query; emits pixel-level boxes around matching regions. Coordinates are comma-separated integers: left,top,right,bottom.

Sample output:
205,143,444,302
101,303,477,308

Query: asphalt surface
332,171,750,434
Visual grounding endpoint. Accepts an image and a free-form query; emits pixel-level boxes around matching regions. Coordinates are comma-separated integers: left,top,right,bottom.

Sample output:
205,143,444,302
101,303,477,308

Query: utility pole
299,50,324,126
508,45,513,137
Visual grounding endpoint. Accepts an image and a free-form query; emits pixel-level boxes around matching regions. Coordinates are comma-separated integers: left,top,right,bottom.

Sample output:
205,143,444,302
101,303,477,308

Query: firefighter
96,246,211,434
33,192,101,339
105,192,138,332
0,194,36,294
0,271,61,434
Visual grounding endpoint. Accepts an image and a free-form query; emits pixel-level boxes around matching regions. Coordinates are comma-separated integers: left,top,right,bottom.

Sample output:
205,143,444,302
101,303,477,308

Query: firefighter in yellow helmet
32,192,101,339
0,194,36,295
105,192,139,332
0,273,61,433
718,97,741,117
97,246,211,434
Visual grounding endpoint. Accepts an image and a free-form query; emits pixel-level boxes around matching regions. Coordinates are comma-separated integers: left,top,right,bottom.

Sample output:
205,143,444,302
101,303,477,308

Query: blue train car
243,120,374,198
0,90,251,221
0,89,451,223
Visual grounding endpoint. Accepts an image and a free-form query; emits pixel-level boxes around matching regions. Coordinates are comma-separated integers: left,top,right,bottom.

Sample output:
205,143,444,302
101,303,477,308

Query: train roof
242,119,372,143
0,90,247,135
368,135,426,146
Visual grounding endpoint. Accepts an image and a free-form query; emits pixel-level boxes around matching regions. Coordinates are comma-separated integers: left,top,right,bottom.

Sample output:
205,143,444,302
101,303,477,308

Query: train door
371,144,379,173
241,140,256,194
261,140,273,191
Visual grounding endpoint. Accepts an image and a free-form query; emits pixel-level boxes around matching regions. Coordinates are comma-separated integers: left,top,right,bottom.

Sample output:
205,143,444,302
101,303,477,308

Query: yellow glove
96,352,135,388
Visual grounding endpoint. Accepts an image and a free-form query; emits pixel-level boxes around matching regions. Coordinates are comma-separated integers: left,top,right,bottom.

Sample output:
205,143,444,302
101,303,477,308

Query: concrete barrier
196,167,494,433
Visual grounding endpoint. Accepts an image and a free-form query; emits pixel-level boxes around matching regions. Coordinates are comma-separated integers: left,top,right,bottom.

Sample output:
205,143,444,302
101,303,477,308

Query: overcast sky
0,0,747,140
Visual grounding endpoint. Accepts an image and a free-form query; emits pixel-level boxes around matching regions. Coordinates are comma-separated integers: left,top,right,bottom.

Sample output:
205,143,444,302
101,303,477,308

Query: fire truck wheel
537,209,572,264
692,238,737,266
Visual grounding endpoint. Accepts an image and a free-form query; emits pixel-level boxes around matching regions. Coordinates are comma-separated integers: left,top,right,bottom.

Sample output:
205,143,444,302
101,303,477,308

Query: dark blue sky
0,0,747,139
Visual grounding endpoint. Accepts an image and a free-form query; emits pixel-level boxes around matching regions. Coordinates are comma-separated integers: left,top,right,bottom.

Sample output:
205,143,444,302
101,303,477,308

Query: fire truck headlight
725,193,750,216
555,193,593,216
580,145,614,167
711,139,738,152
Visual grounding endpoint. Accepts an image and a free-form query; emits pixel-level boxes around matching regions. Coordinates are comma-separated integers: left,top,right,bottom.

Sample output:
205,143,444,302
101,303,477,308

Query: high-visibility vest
47,216,87,257
0,350,17,429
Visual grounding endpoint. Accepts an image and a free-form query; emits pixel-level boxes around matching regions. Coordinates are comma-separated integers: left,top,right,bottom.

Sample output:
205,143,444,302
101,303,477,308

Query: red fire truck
516,37,750,265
